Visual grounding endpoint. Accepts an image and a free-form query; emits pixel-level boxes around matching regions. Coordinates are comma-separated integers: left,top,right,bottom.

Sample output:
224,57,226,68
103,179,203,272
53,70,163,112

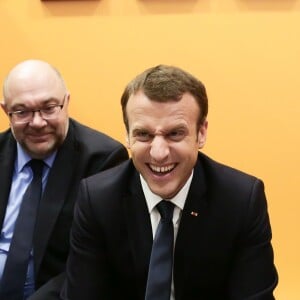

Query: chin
26,144,56,159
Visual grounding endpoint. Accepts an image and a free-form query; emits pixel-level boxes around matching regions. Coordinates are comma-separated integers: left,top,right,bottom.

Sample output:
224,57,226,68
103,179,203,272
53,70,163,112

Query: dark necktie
0,159,44,300
145,200,175,300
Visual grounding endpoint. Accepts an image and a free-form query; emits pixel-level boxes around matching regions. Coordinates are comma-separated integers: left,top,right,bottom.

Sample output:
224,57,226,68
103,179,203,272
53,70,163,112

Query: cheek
129,142,148,159
54,118,68,137
10,125,24,140
177,139,199,154
125,136,130,149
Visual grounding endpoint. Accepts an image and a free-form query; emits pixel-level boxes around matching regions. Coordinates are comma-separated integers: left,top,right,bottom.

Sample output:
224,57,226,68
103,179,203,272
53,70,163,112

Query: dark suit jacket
63,153,278,300
0,118,129,297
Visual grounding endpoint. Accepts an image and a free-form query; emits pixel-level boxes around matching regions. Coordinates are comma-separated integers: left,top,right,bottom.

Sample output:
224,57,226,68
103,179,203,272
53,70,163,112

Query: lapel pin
190,211,198,217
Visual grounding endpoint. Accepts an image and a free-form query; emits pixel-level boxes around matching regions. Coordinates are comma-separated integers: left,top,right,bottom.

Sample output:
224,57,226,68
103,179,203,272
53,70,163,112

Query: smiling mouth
28,133,51,140
149,164,176,174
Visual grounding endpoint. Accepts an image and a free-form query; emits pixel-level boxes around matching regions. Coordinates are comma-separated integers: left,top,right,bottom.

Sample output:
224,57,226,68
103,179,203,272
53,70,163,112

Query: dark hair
121,65,208,132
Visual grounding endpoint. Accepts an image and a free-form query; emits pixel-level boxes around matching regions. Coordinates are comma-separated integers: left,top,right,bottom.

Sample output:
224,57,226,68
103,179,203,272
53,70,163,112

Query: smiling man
62,65,278,300
2,61,70,160
0,59,128,300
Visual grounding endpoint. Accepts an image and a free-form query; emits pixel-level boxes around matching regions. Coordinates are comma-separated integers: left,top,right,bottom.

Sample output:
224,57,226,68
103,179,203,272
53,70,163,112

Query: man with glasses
0,59,129,300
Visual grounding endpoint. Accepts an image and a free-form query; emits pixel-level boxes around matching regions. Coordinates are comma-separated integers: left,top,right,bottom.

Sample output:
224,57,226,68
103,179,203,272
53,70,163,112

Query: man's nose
150,136,170,162
29,111,47,126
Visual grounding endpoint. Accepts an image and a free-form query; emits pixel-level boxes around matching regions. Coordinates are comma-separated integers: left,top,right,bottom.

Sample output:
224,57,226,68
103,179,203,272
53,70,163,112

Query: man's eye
42,106,56,114
168,130,185,141
15,110,30,117
135,131,152,141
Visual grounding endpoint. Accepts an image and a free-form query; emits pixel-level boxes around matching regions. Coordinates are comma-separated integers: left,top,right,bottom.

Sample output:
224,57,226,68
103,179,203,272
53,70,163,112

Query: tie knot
28,159,44,178
157,200,174,222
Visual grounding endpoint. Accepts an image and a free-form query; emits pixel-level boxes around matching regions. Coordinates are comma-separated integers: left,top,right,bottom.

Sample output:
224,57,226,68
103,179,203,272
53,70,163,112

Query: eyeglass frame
7,94,66,124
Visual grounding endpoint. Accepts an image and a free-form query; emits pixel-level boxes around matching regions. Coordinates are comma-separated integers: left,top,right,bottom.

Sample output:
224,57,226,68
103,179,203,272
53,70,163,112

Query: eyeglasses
8,95,66,124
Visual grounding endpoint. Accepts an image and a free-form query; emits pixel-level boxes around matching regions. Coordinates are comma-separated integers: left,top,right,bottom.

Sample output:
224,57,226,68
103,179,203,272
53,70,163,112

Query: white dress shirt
140,171,194,300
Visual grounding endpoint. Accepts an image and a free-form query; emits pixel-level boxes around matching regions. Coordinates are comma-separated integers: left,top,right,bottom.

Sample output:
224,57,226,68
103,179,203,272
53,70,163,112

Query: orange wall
1,1,300,298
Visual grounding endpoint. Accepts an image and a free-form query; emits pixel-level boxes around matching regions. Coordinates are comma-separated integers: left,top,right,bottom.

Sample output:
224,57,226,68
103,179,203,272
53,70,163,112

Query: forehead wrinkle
127,92,199,134
9,95,62,109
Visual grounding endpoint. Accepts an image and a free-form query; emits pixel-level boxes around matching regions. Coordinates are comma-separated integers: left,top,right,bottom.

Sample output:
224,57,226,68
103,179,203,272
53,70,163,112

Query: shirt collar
140,170,194,214
15,143,57,173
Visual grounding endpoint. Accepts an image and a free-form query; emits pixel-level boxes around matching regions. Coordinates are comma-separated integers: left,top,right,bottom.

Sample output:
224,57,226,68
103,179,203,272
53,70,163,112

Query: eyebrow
132,127,149,134
10,97,61,110
132,124,188,135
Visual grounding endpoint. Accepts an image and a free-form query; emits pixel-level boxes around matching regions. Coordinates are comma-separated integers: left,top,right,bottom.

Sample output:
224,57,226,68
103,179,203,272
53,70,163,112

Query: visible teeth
150,164,175,173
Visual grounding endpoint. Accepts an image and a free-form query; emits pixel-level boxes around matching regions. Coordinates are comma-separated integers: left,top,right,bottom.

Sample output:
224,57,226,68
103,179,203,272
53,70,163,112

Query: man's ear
197,120,208,149
0,101,8,115
66,93,70,102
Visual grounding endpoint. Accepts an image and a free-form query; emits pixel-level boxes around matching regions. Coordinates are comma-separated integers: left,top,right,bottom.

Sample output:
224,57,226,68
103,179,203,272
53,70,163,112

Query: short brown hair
121,65,208,132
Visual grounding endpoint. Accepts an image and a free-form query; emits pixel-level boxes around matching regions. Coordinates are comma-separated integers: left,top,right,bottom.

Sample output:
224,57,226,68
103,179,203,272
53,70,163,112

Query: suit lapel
123,170,153,298
0,133,16,227
33,125,78,273
174,158,209,299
